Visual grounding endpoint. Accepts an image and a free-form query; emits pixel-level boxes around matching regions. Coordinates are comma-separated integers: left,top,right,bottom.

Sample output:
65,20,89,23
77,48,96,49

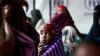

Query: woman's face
57,7,64,14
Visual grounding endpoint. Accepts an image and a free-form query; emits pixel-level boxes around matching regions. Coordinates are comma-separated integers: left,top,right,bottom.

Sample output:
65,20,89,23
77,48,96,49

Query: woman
31,9,45,28
86,5,100,40
31,9,45,33
50,5,85,39
0,0,39,56
50,5,83,56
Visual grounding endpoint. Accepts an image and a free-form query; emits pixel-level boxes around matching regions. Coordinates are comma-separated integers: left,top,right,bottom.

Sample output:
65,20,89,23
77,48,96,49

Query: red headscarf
50,5,81,36
57,5,69,14
43,23,56,34
51,5,73,29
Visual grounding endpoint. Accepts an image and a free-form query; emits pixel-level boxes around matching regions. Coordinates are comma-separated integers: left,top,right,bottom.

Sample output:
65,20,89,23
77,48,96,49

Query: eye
40,30,43,35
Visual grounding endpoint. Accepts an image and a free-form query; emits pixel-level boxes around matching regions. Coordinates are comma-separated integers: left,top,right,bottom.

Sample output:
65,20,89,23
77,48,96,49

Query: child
38,23,65,56
38,23,56,56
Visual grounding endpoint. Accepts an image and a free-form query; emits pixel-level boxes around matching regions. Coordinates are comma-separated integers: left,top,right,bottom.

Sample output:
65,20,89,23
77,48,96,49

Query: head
94,5,100,24
93,5,100,37
31,9,42,27
2,0,28,21
74,40,100,56
31,9,42,20
57,5,68,14
0,0,29,45
94,5,100,13
2,0,28,9
3,4,27,27
40,23,56,45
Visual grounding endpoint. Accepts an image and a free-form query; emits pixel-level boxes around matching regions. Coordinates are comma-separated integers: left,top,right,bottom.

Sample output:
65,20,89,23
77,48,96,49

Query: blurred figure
50,5,85,40
50,5,84,56
62,26,81,56
1,0,39,56
74,40,100,56
86,5,100,40
31,9,45,28
38,23,65,56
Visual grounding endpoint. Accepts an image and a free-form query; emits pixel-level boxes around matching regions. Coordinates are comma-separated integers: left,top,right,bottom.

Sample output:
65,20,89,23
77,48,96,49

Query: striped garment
38,25,65,56
41,37,65,56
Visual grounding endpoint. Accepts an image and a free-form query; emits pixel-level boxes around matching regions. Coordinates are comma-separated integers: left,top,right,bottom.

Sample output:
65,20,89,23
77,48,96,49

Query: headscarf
38,23,65,56
57,5,69,14
86,5,100,40
2,0,28,10
2,1,39,56
50,5,81,37
3,4,39,41
43,23,56,34
93,5,100,38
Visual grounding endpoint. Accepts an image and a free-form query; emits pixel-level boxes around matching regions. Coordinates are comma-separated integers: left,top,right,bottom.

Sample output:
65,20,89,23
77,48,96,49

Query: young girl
38,23,65,56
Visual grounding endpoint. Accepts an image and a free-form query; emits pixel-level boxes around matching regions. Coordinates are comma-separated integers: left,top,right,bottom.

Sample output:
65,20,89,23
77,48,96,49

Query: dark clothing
86,5,100,40
2,4,39,56
51,13,82,37
13,27,37,56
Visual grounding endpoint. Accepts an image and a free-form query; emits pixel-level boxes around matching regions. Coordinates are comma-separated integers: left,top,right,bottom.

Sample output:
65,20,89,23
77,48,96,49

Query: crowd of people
0,0,100,56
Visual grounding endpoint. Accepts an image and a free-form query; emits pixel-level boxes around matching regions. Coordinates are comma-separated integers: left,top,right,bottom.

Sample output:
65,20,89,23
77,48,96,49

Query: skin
74,41,100,56
57,7,65,14
26,17,32,25
39,26,56,45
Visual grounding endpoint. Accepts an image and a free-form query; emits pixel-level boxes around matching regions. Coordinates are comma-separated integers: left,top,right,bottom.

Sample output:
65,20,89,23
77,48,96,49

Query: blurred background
25,0,100,34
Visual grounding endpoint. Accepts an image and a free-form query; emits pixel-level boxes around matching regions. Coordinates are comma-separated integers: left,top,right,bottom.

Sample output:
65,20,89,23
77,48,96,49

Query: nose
40,33,46,42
